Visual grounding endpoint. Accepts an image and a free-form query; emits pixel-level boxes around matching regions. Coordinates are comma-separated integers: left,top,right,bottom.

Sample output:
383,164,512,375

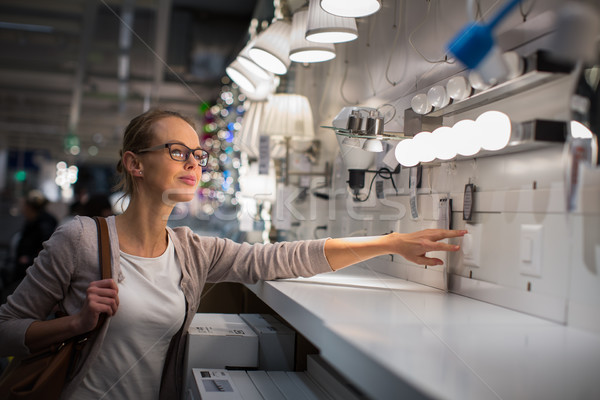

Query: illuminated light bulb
321,0,382,18
432,126,457,160
412,131,435,163
411,93,432,115
468,70,491,91
476,111,512,151
570,120,594,139
446,76,472,101
427,85,450,109
453,119,481,156
503,51,524,80
363,138,383,152
395,139,419,167
306,0,358,43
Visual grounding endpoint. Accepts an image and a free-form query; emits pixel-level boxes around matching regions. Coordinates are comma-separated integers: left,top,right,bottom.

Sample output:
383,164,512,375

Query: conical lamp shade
289,8,336,63
248,20,291,75
320,0,381,18
306,0,358,43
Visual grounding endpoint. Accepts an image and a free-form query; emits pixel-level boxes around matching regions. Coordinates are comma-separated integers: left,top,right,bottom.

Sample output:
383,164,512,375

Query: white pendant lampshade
289,9,336,63
235,101,266,158
306,0,358,43
226,60,263,94
237,40,273,81
261,93,315,151
320,0,382,18
249,20,292,75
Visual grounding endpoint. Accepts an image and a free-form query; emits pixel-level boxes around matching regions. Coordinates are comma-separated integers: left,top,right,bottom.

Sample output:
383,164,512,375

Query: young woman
0,109,465,399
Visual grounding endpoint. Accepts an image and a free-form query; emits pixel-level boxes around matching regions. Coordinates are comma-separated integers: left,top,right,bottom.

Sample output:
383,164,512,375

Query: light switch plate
463,223,482,268
519,224,543,277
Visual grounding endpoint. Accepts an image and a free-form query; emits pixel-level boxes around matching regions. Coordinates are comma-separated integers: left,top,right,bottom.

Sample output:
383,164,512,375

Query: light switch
463,223,482,268
519,225,543,277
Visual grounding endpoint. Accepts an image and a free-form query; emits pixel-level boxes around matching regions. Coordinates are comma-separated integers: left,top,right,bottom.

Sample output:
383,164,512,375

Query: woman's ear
122,151,143,177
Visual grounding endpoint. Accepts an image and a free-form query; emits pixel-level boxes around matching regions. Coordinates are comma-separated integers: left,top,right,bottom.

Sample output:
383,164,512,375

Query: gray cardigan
0,216,333,399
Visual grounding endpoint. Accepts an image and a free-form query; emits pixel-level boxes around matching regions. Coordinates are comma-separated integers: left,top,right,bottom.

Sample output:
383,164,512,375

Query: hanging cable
408,0,455,65
519,0,537,22
385,0,405,86
354,167,400,202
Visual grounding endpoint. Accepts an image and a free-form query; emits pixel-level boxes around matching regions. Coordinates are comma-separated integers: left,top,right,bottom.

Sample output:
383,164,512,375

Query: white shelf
246,264,600,400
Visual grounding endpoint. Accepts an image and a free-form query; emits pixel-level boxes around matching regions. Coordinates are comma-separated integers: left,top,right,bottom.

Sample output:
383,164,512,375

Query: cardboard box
239,314,295,371
184,314,258,393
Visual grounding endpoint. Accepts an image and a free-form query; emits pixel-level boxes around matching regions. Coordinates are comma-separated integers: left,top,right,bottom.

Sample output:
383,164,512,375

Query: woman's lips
179,176,197,186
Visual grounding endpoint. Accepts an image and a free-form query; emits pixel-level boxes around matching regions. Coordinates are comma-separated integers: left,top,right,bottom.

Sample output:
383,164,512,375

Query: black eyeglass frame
137,142,209,167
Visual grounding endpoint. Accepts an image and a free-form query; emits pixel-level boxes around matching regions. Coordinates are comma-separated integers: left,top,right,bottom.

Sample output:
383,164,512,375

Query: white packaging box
239,314,295,371
184,314,258,394
186,368,332,400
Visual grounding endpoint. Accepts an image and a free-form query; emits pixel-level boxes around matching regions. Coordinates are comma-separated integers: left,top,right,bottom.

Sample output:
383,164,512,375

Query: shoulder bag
0,216,112,400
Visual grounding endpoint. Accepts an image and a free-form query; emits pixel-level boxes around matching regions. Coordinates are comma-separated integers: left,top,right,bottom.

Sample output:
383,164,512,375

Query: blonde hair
114,109,196,199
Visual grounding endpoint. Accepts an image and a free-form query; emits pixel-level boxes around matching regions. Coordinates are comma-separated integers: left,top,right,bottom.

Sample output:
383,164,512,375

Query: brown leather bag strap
93,216,112,280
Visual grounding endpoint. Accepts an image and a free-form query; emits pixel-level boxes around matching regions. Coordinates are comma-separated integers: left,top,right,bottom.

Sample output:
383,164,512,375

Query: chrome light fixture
289,8,336,63
306,0,358,43
320,0,382,18
249,20,292,75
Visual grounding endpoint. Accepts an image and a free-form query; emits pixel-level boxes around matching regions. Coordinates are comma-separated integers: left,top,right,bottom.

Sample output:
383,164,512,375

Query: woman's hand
325,229,466,271
74,279,119,333
389,229,467,266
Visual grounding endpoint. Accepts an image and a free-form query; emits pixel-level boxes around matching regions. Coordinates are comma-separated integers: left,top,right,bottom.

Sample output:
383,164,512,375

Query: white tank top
70,235,186,400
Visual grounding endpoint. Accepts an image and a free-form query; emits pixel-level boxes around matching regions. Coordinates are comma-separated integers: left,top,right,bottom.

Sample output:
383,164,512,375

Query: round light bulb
363,138,384,152
446,76,471,101
395,139,419,167
468,70,491,91
411,93,432,115
503,51,524,80
412,131,435,163
453,119,481,156
427,85,450,109
432,126,457,160
476,111,512,151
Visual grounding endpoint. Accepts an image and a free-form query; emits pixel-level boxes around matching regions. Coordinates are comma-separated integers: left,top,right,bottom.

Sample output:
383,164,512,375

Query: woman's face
138,116,203,204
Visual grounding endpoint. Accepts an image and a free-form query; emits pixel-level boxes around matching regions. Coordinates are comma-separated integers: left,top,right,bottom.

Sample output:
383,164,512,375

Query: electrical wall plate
462,223,482,268
520,224,543,277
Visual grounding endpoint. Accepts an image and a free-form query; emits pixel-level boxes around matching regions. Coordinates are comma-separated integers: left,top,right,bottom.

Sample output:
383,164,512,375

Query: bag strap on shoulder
93,216,111,280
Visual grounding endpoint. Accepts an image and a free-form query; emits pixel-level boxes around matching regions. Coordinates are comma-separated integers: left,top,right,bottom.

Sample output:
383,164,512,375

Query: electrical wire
385,0,405,86
519,0,537,22
354,167,400,202
407,0,455,65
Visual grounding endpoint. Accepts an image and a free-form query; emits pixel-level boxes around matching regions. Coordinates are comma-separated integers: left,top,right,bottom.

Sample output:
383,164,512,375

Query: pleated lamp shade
226,60,263,94
235,100,266,158
320,0,382,18
289,8,336,63
248,20,292,75
306,0,358,43
237,40,273,81
261,93,315,151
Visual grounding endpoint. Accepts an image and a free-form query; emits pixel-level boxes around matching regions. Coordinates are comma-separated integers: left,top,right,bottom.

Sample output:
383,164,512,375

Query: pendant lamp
306,0,357,43
248,20,292,75
237,40,273,81
320,0,382,18
289,8,336,63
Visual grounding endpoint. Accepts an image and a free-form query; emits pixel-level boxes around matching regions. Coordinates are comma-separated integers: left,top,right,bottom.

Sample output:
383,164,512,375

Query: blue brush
447,0,521,69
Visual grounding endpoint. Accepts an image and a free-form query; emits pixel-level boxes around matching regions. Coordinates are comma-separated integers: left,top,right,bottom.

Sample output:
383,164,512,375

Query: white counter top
246,265,600,400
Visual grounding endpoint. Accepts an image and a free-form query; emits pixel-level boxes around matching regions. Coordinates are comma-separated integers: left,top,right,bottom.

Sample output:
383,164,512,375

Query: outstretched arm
324,229,467,271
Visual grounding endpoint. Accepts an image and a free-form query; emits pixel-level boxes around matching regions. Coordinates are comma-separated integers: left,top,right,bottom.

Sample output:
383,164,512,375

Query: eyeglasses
137,142,209,167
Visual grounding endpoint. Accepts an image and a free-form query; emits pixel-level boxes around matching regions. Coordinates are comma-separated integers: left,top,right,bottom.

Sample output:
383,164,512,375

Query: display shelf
321,125,406,140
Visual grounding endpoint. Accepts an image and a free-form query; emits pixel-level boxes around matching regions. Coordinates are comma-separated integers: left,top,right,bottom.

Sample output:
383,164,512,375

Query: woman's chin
161,188,196,205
